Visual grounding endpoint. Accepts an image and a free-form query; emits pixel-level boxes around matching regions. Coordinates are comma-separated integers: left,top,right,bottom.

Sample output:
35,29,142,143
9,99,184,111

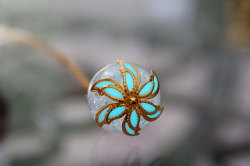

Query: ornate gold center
126,96,138,105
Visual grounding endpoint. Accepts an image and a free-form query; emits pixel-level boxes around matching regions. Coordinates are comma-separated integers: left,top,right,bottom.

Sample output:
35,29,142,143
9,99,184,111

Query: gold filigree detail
90,60,164,136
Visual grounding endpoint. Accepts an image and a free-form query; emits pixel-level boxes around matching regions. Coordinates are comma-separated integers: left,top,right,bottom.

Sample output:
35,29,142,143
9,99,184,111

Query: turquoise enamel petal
126,72,134,91
147,111,161,118
124,63,138,78
98,107,110,123
152,76,158,93
130,110,138,127
104,88,124,99
141,103,155,112
139,82,153,95
108,106,126,119
95,81,115,88
125,122,135,135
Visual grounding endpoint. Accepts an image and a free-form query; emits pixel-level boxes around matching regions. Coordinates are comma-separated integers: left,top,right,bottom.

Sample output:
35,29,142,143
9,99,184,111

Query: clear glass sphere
87,62,160,134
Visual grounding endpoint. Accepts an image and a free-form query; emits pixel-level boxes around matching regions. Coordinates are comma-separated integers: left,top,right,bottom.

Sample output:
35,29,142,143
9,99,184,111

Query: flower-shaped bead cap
87,60,164,136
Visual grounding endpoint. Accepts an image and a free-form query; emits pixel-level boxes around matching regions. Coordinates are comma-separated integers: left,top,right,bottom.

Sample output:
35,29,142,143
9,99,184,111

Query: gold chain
0,25,90,91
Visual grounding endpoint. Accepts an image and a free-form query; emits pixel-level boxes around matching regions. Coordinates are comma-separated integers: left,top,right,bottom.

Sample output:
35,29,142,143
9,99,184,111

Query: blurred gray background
0,0,250,166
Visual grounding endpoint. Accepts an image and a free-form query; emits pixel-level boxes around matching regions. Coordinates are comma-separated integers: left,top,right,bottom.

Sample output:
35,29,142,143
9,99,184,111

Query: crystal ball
87,60,162,136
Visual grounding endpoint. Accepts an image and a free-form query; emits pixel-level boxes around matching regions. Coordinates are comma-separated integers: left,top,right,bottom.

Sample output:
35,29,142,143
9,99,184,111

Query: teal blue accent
127,152,137,166
139,82,153,95
130,110,138,127
124,63,137,78
98,107,110,123
153,161,162,166
104,88,124,99
141,103,155,112
95,81,115,88
126,73,134,91
152,76,158,93
125,122,135,135
108,106,125,119
147,111,161,118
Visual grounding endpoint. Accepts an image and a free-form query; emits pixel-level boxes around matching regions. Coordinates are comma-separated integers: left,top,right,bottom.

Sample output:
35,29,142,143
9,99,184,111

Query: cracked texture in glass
87,62,160,134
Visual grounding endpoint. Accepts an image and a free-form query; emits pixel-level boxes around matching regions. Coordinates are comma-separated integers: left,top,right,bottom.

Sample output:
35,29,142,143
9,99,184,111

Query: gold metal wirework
90,60,164,136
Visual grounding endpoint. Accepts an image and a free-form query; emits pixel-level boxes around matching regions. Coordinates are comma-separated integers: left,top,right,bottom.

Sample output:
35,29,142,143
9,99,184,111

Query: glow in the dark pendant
87,60,164,136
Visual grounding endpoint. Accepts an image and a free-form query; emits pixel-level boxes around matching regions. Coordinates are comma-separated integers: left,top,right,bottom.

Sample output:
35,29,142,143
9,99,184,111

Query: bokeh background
0,0,250,166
